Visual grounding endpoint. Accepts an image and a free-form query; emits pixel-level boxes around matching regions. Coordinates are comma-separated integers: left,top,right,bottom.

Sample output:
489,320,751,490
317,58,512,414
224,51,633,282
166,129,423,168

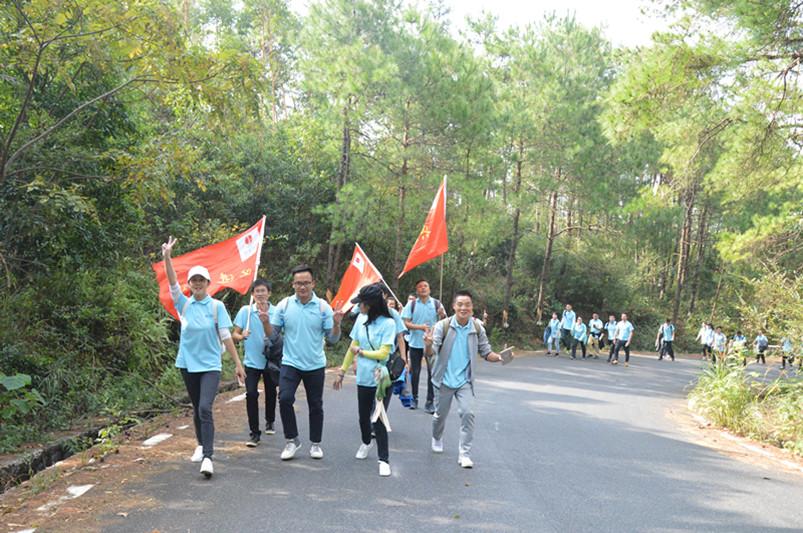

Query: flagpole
246,215,267,332
440,175,446,300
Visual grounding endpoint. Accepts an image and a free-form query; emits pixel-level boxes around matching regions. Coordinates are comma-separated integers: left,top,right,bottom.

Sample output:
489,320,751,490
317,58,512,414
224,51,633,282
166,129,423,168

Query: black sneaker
246,435,260,447
265,423,276,435
410,399,418,410
425,401,435,414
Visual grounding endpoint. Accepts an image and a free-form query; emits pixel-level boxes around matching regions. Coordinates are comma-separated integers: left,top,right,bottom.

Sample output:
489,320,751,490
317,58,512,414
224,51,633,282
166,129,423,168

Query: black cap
351,284,384,305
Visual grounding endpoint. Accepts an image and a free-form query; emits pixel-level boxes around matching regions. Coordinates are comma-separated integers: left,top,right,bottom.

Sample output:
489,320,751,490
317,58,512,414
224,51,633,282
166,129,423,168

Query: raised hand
257,301,271,324
423,324,434,347
332,301,345,326
161,236,177,258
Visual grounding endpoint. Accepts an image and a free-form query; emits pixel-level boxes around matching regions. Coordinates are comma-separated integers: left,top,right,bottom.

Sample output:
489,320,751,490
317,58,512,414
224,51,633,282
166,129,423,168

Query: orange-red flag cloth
331,244,383,314
152,218,265,319
398,177,448,278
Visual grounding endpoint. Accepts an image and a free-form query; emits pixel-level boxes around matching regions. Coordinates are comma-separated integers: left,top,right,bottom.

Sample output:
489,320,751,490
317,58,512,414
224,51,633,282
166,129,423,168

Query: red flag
331,243,383,313
398,177,448,278
152,217,265,319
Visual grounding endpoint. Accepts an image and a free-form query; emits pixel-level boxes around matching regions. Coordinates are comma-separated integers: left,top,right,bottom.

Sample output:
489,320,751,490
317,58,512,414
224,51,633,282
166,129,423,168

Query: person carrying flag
161,236,246,479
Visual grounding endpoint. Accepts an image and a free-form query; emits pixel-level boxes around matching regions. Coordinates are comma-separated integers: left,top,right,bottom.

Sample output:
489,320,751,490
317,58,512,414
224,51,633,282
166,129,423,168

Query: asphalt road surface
100,353,803,533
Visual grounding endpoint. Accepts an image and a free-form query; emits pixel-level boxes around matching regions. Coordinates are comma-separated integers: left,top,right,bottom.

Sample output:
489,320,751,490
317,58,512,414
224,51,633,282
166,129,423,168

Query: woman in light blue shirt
333,284,397,477
162,236,246,478
571,317,588,359
546,312,561,356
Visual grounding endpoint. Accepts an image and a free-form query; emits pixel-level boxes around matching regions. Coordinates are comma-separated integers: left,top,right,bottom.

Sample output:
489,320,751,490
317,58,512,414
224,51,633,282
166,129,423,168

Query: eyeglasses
293,281,313,287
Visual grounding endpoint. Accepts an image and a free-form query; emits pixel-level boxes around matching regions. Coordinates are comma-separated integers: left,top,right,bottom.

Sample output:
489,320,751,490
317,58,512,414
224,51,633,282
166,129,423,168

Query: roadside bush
689,363,803,455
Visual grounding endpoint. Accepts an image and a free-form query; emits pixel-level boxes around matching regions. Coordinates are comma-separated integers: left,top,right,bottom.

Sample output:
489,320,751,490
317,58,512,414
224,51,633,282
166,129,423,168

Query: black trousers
278,365,325,442
560,328,573,352
409,347,433,404
571,338,586,358
613,340,630,363
181,369,221,460
660,341,675,360
357,385,391,463
245,365,277,437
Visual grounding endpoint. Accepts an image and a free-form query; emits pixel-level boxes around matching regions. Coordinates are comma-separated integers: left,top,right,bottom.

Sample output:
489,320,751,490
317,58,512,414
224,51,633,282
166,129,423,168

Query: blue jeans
181,369,221,459
279,364,325,443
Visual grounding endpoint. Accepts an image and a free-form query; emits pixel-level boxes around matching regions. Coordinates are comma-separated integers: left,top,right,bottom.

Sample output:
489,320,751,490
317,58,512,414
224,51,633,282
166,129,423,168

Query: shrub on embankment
688,363,803,456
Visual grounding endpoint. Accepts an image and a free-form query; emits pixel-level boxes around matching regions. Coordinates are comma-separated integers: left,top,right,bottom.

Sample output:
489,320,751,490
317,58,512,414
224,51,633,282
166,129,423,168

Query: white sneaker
281,439,300,460
431,438,443,453
458,455,473,469
190,445,204,463
378,461,391,477
200,457,214,477
355,441,374,460
309,443,324,459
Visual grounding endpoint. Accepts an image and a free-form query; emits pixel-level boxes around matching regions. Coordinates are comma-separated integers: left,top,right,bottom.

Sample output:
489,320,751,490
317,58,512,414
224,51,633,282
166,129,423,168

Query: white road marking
36,484,95,511
142,433,173,447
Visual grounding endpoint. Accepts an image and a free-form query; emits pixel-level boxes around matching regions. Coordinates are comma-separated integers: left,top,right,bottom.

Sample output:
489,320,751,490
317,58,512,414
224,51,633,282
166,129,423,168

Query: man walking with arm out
588,313,603,359
612,313,635,367
424,291,513,469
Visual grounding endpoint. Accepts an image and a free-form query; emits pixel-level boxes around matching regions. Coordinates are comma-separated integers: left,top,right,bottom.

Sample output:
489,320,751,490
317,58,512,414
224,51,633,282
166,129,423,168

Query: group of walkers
693,321,802,369
544,304,636,366
161,237,512,479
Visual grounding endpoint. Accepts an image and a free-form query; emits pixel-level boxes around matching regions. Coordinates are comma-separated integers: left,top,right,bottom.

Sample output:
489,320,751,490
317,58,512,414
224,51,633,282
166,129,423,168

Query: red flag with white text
152,217,265,319
331,243,383,313
398,177,448,278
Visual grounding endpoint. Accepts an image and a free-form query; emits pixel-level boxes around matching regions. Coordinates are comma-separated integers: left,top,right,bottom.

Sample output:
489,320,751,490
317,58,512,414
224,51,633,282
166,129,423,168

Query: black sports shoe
410,399,418,410
246,435,260,447
265,422,276,435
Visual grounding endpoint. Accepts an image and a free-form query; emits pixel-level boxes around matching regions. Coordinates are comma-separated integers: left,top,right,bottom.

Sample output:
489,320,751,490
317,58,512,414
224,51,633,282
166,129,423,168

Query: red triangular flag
331,244,384,313
398,177,448,278
152,217,265,319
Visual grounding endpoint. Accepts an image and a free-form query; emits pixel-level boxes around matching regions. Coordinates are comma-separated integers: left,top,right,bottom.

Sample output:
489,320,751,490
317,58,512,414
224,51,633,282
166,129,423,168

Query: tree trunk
503,141,524,315
709,261,726,322
393,182,406,295
535,189,559,324
687,200,709,315
671,184,697,323
326,111,351,290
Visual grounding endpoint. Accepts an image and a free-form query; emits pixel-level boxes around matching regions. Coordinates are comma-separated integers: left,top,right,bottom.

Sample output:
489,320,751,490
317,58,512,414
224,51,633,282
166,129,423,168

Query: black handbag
385,352,405,381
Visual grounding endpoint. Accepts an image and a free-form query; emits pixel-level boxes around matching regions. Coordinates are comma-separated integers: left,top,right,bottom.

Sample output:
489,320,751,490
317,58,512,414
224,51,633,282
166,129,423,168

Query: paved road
103,354,803,532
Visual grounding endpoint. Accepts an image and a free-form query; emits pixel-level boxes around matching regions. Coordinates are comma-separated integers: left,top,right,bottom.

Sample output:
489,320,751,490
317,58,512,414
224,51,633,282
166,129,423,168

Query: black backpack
263,332,284,383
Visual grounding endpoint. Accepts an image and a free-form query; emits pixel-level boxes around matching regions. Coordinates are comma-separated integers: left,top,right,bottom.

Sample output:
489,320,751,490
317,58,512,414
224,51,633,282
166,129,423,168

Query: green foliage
689,364,803,456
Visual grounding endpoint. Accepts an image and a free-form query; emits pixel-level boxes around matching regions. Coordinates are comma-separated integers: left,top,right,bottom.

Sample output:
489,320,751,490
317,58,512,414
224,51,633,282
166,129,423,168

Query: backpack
181,297,225,354
263,332,284,383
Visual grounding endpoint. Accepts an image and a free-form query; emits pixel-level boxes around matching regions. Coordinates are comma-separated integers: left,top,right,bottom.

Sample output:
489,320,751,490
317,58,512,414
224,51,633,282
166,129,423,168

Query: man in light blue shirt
402,279,446,412
262,265,344,461
233,280,280,447
588,313,603,359
611,313,634,366
559,304,576,357
656,318,675,361
424,290,510,469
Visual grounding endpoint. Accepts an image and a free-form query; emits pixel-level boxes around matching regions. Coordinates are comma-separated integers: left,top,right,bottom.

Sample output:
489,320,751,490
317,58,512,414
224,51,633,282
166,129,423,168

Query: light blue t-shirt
572,323,588,342
548,318,560,338
443,321,472,389
561,309,576,330
755,334,768,348
173,293,232,373
713,332,727,351
401,298,440,349
781,337,793,352
606,321,617,340
703,328,715,345
350,314,396,387
615,320,634,342
589,318,603,335
661,324,675,342
270,293,334,371
389,308,406,352
234,303,276,369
